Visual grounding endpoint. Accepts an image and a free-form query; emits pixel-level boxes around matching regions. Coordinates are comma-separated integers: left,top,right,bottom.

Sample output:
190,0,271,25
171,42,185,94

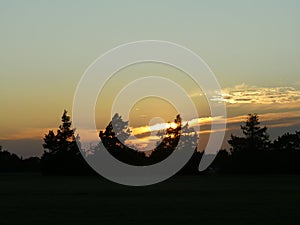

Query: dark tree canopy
219,114,272,173
228,113,270,152
2,109,300,175
0,148,22,172
99,113,131,151
0,145,40,172
214,114,300,174
98,113,198,167
41,110,94,175
43,110,78,154
273,131,300,151
98,113,146,165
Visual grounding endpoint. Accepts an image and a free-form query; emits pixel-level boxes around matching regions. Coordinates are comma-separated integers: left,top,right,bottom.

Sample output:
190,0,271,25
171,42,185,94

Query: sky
1,0,300,157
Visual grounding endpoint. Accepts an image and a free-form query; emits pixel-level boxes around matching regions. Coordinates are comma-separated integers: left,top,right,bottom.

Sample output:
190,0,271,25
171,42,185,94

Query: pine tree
99,113,131,150
228,113,270,152
43,110,77,154
41,110,92,175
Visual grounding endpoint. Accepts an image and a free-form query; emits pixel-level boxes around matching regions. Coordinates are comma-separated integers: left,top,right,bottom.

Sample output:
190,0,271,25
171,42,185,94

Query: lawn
0,173,300,225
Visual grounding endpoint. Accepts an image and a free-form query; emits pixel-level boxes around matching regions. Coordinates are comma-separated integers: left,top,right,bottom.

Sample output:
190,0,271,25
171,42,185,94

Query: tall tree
99,113,131,151
228,113,270,152
225,114,271,173
155,114,182,151
41,110,93,175
99,113,146,166
43,110,78,154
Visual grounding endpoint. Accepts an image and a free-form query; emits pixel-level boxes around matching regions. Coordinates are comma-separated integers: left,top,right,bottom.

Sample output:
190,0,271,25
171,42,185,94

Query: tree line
0,111,300,175
213,114,300,174
0,145,40,172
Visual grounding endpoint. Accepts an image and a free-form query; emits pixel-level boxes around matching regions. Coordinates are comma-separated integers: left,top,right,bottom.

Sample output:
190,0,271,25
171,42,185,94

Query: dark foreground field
0,174,300,225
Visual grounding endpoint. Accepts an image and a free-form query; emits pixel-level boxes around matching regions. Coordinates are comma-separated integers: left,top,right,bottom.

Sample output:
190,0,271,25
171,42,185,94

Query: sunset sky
1,0,300,157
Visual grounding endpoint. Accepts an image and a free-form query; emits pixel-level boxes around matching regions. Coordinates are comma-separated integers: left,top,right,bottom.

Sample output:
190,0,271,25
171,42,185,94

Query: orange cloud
212,84,300,106
0,127,57,140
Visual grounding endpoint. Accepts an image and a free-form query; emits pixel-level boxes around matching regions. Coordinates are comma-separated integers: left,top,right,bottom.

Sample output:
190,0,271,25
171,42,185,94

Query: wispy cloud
130,116,222,137
127,111,300,150
212,83,300,105
0,127,57,140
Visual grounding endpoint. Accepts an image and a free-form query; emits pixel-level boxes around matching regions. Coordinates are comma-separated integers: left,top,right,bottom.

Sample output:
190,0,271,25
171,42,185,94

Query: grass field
0,174,300,225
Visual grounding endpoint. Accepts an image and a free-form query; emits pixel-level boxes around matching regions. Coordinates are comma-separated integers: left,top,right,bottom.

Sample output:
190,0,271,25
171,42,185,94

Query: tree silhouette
228,113,270,152
99,113,131,151
273,131,300,151
0,145,41,172
210,114,300,174
98,113,199,168
99,113,147,166
2,111,300,175
149,115,183,164
177,122,198,151
43,110,78,154
0,145,22,172
272,131,300,173
225,114,271,173
41,110,94,175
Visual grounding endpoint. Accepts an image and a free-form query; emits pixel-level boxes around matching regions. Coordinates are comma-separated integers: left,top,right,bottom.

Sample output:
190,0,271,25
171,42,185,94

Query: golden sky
1,1,300,157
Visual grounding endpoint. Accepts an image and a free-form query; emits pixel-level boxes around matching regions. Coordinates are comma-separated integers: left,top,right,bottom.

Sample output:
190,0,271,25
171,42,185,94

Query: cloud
127,110,300,151
212,83,300,105
0,127,57,140
130,116,224,137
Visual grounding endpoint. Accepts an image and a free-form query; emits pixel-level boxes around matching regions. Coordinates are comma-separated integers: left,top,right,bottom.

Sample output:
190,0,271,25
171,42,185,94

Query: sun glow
165,122,178,129
130,122,178,137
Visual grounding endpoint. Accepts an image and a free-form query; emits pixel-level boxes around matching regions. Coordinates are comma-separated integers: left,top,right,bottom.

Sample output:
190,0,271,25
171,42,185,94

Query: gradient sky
1,0,300,157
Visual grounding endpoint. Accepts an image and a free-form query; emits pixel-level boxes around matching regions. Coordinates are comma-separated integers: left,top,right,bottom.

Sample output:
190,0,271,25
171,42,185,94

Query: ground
0,173,300,225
